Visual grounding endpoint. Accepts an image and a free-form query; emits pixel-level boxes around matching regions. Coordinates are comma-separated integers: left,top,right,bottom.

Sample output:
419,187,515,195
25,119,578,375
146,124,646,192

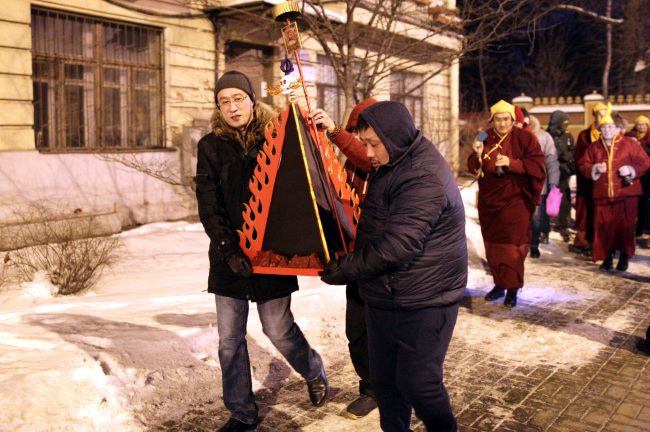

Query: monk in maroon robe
468,100,545,308
578,106,650,272
625,115,650,237
573,102,608,252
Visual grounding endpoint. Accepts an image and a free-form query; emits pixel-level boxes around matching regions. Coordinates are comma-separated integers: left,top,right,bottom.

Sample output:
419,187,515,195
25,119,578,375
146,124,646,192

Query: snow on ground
0,186,647,432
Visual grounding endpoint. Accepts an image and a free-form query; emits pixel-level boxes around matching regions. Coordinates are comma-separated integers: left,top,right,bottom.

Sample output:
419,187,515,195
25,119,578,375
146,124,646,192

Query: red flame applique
237,108,289,257
300,107,361,228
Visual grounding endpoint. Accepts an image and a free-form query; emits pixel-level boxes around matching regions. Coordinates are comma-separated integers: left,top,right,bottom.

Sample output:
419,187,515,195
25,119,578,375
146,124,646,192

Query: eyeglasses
218,94,248,108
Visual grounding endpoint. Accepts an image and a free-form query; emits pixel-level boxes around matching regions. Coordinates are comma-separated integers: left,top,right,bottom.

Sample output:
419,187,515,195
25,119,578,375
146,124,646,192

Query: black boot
560,228,571,243
217,418,258,432
504,289,517,308
307,367,329,407
530,246,540,258
484,287,505,301
599,255,614,272
345,394,378,419
616,254,629,271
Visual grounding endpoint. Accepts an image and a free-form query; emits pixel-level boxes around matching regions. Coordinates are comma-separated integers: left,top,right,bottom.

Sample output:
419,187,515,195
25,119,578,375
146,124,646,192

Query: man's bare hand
495,154,510,167
472,140,484,157
308,108,335,133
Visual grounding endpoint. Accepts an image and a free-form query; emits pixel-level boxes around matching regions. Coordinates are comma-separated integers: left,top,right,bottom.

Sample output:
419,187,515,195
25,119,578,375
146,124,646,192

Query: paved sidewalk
161,236,650,432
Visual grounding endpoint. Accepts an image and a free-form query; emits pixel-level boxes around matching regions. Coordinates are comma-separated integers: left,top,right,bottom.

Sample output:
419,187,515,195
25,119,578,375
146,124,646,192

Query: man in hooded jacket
319,101,467,432
195,70,328,432
547,110,575,242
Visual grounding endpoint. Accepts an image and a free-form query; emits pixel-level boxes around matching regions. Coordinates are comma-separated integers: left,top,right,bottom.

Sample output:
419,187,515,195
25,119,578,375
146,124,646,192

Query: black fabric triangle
260,104,351,263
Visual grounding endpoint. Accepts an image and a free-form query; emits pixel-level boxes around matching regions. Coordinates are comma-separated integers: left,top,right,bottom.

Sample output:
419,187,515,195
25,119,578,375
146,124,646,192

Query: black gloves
319,259,349,285
226,252,253,278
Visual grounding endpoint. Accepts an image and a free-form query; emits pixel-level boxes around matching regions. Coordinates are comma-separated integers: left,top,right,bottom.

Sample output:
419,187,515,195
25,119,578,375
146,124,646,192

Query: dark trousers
366,303,459,432
636,173,650,236
531,194,550,247
557,179,572,230
346,282,373,396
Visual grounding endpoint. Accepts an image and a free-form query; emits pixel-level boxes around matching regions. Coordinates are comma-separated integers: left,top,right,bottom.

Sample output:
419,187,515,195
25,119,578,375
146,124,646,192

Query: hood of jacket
548,110,569,136
358,101,420,165
210,101,277,152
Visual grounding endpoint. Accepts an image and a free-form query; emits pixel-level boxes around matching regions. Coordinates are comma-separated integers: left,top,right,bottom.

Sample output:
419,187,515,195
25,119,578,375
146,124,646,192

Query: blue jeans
215,295,323,424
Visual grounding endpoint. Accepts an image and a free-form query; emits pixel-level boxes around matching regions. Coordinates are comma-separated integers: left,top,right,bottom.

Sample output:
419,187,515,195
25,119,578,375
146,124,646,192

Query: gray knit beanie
214,70,256,104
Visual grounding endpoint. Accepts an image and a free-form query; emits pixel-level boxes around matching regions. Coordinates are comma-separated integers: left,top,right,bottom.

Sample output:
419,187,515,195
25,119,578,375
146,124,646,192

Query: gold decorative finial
272,1,301,22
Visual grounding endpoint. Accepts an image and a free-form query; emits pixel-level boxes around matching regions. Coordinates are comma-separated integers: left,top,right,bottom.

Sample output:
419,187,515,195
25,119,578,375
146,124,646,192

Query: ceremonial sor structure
238,1,360,276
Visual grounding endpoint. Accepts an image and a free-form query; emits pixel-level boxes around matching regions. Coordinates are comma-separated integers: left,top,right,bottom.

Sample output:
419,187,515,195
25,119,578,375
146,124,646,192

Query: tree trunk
478,47,489,112
602,0,612,98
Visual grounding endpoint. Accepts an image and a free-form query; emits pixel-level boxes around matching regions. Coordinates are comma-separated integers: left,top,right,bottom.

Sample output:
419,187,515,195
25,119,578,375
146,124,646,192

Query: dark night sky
459,2,648,112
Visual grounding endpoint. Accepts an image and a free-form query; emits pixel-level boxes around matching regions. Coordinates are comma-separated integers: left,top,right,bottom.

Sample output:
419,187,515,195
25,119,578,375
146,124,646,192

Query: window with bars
315,55,344,125
390,71,424,128
31,8,163,150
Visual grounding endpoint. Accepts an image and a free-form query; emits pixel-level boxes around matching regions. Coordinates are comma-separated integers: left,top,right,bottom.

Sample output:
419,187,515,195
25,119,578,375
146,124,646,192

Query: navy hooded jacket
339,101,467,310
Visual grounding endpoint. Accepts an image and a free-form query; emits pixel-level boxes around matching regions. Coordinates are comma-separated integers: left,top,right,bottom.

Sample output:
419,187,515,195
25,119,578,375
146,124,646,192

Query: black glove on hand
226,252,253,278
319,259,348,285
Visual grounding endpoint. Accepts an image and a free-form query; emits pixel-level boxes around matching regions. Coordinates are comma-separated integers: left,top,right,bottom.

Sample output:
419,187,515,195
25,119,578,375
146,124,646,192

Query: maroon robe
468,126,545,289
578,135,650,261
574,127,597,247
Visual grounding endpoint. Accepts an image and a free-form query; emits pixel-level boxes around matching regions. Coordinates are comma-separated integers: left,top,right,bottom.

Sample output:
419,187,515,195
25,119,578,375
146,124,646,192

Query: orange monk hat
490,100,515,121
598,103,615,126
635,115,650,125
592,102,608,113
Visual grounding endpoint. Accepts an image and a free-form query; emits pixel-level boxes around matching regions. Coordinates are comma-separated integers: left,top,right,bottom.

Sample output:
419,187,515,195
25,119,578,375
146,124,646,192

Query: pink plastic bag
546,187,563,217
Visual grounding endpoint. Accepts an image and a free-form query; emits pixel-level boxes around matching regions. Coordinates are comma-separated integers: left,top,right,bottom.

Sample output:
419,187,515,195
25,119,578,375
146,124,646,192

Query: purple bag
546,187,563,217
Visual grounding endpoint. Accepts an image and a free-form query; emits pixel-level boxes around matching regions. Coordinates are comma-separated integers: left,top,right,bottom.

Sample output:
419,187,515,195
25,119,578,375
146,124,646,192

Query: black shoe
530,246,540,258
599,255,613,272
484,287,505,301
504,290,517,308
560,228,571,243
540,232,549,244
637,338,650,356
345,394,378,419
616,254,629,271
217,418,257,432
307,367,329,407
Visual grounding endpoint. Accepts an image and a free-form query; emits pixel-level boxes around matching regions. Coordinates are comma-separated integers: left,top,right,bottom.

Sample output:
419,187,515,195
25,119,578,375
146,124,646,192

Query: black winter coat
548,111,576,180
339,102,467,310
195,102,297,301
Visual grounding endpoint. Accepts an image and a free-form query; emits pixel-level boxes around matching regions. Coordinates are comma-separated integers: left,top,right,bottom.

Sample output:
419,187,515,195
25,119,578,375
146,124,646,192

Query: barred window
315,55,344,125
390,71,423,128
31,8,163,151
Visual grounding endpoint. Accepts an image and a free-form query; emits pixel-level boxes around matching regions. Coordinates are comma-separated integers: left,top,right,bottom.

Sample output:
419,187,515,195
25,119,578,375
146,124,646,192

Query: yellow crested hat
489,100,515,120
598,103,614,126
592,102,608,113
635,114,650,125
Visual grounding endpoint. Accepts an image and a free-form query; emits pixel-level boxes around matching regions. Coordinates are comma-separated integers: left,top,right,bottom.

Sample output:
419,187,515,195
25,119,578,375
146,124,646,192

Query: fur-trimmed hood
210,101,278,152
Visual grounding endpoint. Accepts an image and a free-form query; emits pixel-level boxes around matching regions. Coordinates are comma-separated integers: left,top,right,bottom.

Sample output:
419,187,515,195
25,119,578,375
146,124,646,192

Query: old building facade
0,0,459,249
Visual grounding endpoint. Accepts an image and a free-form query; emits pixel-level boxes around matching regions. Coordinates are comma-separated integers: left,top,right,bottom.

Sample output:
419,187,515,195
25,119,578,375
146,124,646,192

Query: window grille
390,71,424,128
31,8,163,150
316,55,344,125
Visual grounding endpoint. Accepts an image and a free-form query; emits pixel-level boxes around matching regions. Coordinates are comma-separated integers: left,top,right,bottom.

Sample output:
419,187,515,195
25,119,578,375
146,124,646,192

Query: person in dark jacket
529,115,560,257
319,101,467,432
195,71,328,432
309,99,379,419
547,110,575,242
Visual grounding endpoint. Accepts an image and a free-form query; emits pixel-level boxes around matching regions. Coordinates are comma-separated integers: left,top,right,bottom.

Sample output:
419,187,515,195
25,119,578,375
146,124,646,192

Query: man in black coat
548,110,576,242
195,71,328,432
320,101,467,432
